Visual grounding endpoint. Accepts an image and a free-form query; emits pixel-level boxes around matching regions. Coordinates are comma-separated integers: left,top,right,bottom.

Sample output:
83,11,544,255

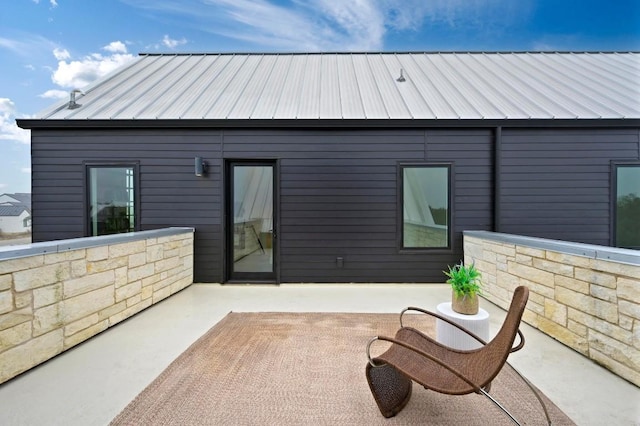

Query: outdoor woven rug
111,312,575,425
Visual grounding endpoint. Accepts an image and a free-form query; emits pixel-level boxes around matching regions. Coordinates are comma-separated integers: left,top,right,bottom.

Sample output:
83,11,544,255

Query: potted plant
444,262,482,315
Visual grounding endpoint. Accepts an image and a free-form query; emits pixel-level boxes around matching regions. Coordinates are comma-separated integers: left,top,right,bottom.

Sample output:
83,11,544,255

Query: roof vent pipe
396,69,406,82
68,89,83,109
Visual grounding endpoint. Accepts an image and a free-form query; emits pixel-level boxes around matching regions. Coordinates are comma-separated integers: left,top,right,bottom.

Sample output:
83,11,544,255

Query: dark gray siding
498,128,640,245
31,127,494,283
31,129,222,282
31,125,638,283
222,129,493,282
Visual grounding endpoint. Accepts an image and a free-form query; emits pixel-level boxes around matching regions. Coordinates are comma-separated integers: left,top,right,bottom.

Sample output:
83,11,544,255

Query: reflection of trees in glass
617,193,640,248
429,207,448,226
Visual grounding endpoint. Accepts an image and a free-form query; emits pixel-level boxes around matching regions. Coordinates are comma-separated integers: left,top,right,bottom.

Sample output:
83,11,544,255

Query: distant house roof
0,193,31,212
20,52,640,126
0,205,29,217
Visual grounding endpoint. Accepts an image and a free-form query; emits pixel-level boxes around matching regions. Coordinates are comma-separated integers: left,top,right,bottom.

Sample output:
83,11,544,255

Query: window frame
398,162,454,252
611,161,640,249
84,161,140,237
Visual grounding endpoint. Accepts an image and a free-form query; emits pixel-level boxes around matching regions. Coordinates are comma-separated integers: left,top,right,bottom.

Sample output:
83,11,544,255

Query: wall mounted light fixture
195,157,208,177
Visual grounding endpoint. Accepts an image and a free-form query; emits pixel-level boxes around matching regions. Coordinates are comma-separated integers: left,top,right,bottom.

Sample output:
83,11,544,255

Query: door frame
224,159,279,283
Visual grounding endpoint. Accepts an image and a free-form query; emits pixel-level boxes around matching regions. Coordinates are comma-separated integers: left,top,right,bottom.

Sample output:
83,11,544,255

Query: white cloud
50,0,58,7
21,167,32,174
50,41,135,89
53,47,70,60
162,35,188,49
104,41,128,53
122,0,530,51
39,89,68,99
0,98,31,145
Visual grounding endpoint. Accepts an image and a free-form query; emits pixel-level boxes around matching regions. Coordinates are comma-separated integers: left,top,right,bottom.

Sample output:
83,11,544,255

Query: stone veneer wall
0,227,194,384
464,231,640,387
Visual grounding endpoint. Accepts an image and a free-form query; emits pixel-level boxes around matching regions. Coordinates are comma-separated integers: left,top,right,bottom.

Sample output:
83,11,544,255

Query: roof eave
16,117,640,130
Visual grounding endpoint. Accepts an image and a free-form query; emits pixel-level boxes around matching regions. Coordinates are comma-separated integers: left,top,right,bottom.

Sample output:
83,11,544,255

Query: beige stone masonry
0,227,194,384
464,231,640,387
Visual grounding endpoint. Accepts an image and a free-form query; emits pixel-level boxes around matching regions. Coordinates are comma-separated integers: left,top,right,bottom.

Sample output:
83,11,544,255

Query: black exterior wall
29,125,639,283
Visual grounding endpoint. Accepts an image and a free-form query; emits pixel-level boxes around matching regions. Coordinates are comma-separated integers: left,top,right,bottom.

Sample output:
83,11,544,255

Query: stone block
544,299,567,326
13,263,71,292
520,278,554,299
128,252,147,268
619,300,640,320
0,308,32,331
554,275,589,294
575,268,616,289
619,314,634,331
567,319,587,337
44,250,85,264
126,294,142,307
556,286,618,323
114,266,128,288
62,287,114,324
71,259,87,278
14,291,32,309
116,280,141,303
568,308,632,345
590,284,617,303
0,274,12,291
87,256,128,274
33,283,63,308
590,347,640,388
0,255,44,275
0,290,13,315
128,263,155,281
532,258,574,277
64,320,108,350
146,245,164,262
155,256,181,273
141,285,153,300
634,320,640,350
0,329,63,385
65,313,100,337
545,251,592,268
142,273,161,287
97,301,127,321
507,262,554,287
108,241,146,258
63,270,115,298
515,254,533,265
516,246,545,258
617,277,640,303
0,321,31,350
86,245,109,261
592,260,640,280
487,242,516,257
109,299,152,326
33,303,63,337
589,329,639,374
537,316,588,355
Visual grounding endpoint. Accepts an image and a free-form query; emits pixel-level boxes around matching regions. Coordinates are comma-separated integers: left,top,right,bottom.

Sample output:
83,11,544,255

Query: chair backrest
470,286,529,387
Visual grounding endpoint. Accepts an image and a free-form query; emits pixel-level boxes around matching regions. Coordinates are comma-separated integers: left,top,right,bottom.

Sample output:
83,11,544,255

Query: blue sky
1,0,639,195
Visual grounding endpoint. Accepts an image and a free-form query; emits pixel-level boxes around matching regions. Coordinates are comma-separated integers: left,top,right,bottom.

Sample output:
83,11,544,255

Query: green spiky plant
444,262,482,298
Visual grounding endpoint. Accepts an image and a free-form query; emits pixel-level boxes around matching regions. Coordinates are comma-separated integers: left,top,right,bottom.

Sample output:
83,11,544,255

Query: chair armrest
366,335,482,393
510,329,525,353
400,306,488,347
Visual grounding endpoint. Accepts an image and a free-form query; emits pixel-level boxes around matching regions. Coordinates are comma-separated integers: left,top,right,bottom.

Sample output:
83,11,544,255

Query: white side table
436,302,489,350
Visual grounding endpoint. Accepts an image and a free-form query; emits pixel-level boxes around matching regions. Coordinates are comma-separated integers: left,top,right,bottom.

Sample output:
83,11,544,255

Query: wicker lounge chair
366,286,551,425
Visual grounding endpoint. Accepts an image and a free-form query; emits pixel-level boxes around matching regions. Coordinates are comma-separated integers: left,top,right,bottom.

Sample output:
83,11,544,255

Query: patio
0,283,638,425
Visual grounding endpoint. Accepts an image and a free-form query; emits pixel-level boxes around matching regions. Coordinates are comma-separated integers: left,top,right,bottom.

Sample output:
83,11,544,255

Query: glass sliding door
227,162,276,281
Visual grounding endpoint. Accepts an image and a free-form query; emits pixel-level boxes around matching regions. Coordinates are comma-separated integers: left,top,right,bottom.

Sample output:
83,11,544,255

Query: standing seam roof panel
250,55,293,119
336,54,366,119
297,54,322,119
320,54,342,119
382,54,435,119
228,55,279,119
273,55,306,119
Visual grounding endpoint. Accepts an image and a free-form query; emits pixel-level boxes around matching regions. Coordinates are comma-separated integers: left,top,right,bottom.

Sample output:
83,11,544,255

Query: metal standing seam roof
34,52,640,122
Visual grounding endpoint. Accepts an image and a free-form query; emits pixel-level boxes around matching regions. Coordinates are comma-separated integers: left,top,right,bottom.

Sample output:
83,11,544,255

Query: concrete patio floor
1,283,638,425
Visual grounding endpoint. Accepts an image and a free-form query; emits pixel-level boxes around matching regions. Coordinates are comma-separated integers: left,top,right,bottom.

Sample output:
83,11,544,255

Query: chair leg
366,362,413,418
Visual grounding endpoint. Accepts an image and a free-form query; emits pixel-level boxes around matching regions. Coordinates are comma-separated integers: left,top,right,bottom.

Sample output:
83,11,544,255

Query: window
614,164,640,249
87,165,137,236
401,165,451,249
